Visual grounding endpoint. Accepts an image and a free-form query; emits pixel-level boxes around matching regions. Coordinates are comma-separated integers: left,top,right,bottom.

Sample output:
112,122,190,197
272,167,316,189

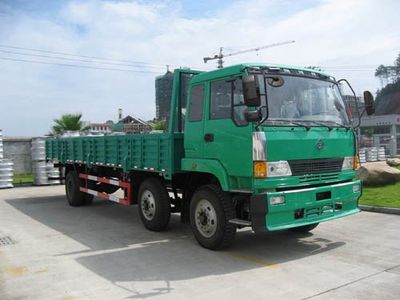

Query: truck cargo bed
46,133,184,178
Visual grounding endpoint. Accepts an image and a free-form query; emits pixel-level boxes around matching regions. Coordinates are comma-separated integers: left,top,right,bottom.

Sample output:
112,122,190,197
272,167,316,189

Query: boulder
387,158,400,167
357,162,400,186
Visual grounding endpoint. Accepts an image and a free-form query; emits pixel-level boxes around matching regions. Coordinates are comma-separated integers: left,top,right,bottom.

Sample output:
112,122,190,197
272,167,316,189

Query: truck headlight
267,161,292,177
342,157,355,171
353,184,360,193
270,195,285,205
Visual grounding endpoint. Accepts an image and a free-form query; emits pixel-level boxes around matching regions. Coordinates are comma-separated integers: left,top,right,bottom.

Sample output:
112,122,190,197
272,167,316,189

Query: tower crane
203,40,295,68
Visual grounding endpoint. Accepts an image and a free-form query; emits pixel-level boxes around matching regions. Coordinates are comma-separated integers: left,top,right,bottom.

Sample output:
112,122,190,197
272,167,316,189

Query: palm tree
51,113,89,135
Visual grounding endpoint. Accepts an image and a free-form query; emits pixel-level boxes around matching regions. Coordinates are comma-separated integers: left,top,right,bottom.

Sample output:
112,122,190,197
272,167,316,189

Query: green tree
51,113,89,135
152,120,167,131
375,52,400,85
395,52,400,77
374,52,400,102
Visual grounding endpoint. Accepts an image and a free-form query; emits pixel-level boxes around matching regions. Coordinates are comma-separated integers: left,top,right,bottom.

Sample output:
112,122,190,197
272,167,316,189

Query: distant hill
374,91,400,115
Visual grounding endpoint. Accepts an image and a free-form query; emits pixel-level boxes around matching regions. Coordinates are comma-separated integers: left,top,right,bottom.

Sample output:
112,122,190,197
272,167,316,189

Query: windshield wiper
305,120,333,131
264,119,311,130
301,120,351,131
323,120,351,131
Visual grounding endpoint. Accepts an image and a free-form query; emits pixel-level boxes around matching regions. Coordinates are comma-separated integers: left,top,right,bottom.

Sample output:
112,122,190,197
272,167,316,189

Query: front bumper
251,180,361,232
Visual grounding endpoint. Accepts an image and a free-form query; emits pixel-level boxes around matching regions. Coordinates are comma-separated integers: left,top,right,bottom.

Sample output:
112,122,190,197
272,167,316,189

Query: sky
0,0,399,136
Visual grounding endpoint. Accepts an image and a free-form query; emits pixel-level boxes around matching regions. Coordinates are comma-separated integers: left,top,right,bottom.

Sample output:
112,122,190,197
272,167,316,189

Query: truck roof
191,63,332,84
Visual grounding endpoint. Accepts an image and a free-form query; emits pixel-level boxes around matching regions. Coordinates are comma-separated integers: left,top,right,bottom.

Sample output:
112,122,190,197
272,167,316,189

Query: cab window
189,85,205,122
210,78,248,126
210,80,231,119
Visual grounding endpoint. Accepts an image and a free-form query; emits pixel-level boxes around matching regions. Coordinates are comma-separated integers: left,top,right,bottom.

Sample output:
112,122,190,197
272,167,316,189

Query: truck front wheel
138,178,170,231
65,171,93,206
190,184,236,250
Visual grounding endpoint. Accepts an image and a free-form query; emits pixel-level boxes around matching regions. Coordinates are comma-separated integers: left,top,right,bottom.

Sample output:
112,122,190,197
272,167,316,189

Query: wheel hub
141,190,156,221
199,212,208,225
195,199,217,238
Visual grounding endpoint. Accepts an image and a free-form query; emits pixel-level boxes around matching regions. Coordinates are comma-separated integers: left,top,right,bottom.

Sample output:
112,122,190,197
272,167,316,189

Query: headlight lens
353,184,360,193
267,161,292,177
342,156,355,171
270,195,285,205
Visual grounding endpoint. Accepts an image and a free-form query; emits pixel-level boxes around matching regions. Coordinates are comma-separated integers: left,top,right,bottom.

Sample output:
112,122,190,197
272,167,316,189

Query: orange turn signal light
353,155,359,170
254,161,267,178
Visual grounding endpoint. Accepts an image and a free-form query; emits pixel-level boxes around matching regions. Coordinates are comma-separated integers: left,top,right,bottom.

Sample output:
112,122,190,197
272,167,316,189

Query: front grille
288,158,343,176
298,173,339,183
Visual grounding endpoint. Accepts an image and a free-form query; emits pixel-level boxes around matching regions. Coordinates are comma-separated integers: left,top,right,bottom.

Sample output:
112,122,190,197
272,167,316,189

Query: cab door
184,84,206,158
203,78,253,181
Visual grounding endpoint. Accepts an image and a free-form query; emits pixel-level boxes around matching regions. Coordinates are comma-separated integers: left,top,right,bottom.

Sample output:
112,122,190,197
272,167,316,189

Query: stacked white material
61,131,81,137
359,148,367,163
0,159,13,189
0,129,3,159
32,161,49,185
31,137,60,185
378,147,386,161
0,129,13,188
31,137,46,161
46,162,60,182
366,147,378,162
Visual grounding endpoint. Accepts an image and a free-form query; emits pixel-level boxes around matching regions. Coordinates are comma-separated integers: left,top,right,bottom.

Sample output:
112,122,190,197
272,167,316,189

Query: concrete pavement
0,185,399,299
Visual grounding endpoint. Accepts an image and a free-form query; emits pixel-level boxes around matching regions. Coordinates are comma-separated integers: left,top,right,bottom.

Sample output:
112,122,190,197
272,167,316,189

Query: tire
289,223,319,233
190,184,236,250
65,171,93,207
138,178,170,231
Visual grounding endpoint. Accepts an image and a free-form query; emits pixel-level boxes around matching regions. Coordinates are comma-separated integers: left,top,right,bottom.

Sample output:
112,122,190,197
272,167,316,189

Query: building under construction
155,71,174,120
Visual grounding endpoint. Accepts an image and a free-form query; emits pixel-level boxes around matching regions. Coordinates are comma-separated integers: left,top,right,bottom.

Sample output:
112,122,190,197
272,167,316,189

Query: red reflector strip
80,187,129,205
79,173,129,188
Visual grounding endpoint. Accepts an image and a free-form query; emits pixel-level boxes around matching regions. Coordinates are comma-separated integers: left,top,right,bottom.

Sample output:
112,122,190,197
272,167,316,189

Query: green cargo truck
46,63,375,250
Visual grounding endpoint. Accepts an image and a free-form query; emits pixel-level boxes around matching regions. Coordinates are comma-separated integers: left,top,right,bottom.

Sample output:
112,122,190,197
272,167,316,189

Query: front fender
181,158,230,191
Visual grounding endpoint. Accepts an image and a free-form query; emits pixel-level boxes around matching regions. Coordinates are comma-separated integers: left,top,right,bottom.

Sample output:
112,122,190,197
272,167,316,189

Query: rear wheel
289,223,319,233
190,184,236,250
138,178,170,231
65,171,93,206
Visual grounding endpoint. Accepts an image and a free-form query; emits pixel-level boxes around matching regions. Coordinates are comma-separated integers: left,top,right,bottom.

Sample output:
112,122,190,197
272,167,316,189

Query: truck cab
178,64,370,247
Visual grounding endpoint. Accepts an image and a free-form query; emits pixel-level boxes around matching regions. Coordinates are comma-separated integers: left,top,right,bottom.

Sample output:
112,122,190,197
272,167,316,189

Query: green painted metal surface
46,133,183,178
265,180,361,231
261,126,355,161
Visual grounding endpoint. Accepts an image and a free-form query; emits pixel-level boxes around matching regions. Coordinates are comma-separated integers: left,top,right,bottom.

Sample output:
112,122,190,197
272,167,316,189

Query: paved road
0,186,399,300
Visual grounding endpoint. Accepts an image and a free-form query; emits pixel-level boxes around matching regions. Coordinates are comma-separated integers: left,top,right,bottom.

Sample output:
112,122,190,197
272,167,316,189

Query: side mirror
244,109,262,122
363,91,375,116
266,76,284,87
242,75,261,106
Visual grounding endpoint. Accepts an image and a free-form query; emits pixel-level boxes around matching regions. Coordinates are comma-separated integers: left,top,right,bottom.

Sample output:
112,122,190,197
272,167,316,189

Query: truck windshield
259,75,350,127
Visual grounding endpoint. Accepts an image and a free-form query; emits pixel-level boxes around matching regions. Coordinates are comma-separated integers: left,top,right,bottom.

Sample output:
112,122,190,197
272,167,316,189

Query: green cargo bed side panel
46,133,185,178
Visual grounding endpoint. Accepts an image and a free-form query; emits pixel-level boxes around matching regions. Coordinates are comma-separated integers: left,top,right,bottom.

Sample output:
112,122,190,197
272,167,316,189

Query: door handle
204,133,214,142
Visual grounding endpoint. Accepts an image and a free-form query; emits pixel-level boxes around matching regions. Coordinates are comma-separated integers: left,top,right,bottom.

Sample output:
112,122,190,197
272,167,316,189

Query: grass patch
360,181,400,208
13,173,33,184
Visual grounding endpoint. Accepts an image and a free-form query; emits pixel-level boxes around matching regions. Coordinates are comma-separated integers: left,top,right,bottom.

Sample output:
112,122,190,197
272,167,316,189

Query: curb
359,205,400,215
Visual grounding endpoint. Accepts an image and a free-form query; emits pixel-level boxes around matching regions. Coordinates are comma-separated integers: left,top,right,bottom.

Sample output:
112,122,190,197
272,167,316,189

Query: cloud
0,0,399,136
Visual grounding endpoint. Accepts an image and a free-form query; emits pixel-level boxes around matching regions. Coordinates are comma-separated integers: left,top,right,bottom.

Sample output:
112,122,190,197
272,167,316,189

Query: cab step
229,219,252,226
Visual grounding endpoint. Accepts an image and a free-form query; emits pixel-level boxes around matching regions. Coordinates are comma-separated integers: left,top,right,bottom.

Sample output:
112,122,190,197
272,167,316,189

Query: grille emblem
316,140,324,150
